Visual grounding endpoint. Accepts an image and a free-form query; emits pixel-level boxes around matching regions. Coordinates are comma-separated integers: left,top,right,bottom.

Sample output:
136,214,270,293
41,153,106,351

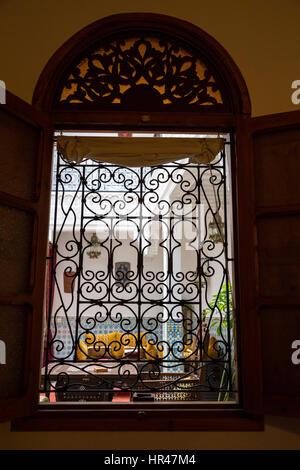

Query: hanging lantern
87,232,101,259
209,212,225,244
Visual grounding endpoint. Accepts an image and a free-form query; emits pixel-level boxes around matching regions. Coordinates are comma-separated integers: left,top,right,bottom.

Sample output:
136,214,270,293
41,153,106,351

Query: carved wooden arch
33,13,251,117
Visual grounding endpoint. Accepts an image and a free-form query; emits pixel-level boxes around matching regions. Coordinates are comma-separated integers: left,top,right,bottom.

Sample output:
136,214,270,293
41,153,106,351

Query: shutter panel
0,91,52,421
251,110,300,417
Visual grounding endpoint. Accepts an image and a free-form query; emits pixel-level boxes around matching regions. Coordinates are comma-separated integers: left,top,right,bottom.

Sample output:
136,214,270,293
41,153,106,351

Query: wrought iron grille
41,135,237,403
51,158,153,193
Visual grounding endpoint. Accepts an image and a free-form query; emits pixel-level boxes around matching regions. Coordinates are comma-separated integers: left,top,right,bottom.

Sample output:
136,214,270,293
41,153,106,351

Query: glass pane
0,305,28,399
0,204,34,295
254,129,300,208
257,216,300,296
260,307,300,396
0,108,39,200
41,132,237,405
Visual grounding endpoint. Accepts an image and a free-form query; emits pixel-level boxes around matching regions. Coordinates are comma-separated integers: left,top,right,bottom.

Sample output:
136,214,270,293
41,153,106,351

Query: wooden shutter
250,110,300,417
0,91,52,422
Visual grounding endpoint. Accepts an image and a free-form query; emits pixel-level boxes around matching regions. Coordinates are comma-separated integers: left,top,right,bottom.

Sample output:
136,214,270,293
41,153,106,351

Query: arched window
31,13,251,419
3,13,299,431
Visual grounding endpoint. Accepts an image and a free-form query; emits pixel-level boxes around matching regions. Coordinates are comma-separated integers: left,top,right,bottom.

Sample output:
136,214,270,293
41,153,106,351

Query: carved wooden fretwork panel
58,37,224,108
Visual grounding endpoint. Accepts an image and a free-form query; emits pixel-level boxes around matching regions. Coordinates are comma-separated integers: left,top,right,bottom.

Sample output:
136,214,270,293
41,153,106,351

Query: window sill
11,404,264,432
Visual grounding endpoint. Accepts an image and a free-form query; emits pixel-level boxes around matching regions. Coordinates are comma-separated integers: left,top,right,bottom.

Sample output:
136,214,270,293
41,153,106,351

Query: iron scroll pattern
57,36,224,109
42,143,236,402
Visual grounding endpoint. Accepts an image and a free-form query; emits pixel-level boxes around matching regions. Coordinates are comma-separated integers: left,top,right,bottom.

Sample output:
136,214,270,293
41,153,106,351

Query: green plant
203,283,233,336
203,282,235,401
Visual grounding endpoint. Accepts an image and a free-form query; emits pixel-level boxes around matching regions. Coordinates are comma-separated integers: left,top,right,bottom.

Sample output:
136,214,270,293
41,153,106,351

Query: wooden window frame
9,13,265,431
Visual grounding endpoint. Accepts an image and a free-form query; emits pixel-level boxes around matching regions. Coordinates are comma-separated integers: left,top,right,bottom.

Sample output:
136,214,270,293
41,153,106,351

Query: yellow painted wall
0,0,300,449
1,417,300,450
0,0,300,115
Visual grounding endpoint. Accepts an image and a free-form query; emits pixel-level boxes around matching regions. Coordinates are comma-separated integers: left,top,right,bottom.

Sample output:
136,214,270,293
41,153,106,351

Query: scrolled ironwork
41,139,236,403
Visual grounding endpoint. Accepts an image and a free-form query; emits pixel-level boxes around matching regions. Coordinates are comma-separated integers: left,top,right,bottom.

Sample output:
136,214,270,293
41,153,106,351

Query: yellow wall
0,0,300,115
1,417,300,450
0,0,300,449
